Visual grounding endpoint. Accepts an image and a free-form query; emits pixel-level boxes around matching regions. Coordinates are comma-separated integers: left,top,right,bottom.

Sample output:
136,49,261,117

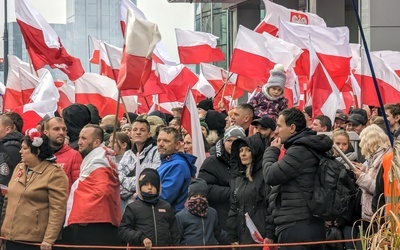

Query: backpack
296,148,357,221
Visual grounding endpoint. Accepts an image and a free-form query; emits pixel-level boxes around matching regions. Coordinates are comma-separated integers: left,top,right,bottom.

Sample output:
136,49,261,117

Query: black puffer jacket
227,134,274,248
198,138,239,231
263,129,333,227
0,131,23,168
118,198,180,246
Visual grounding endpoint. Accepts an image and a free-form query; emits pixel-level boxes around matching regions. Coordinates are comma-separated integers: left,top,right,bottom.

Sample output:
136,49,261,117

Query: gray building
66,0,127,71
177,0,400,61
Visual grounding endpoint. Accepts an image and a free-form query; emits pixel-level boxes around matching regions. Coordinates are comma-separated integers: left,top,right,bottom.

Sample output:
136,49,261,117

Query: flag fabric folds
309,40,341,123
117,9,161,92
230,25,275,89
180,90,205,174
15,0,85,81
175,29,225,64
65,146,121,227
255,0,326,36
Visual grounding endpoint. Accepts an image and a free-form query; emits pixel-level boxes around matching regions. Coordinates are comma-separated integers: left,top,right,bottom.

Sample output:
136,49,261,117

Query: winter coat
0,131,23,169
248,91,288,122
54,144,82,190
176,207,230,247
356,147,391,221
263,129,333,228
0,142,14,189
198,138,239,230
1,161,68,244
158,153,197,213
227,135,274,248
119,199,179,246
118,137,161,200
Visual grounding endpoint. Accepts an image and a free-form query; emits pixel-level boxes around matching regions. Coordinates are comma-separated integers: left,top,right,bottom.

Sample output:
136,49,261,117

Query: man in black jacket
263,108,333,250
0,115,23,168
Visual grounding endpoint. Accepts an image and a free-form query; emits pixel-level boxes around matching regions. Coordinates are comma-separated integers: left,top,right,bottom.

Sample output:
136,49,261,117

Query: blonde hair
332,129,350,142
359,124,390,159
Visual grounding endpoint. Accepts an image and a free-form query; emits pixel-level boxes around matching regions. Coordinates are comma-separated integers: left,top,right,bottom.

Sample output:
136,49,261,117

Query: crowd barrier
0,236,362,249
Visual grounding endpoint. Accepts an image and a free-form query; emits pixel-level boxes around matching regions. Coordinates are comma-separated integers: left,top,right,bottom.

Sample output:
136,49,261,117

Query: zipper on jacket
202,217,205,246
152,205,158,246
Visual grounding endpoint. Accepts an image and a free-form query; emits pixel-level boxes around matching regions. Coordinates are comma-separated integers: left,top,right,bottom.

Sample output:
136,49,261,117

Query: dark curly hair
23,134,55,162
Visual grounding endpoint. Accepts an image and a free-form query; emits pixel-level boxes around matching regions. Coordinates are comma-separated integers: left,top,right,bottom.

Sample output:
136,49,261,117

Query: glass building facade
195,3,229,70
66,0,126,72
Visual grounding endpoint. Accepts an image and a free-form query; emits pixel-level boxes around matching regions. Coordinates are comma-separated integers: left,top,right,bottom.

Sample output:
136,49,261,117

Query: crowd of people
0,66,398,250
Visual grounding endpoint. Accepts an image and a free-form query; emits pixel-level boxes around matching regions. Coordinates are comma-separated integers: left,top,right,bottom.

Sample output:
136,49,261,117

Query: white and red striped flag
100,42,122,81
120,0,147,36
244,213,264,244
18,67,39,104
4,55,32,111
175,29,225,64
255,0,326,36
372,50,400,77
15,0,84,81
75,73,137,117
117,9,161,93
180,89,205,174
65,146,121,227
55,80,75,112
354,52,400,107
89,36,101,64
230,25,275,91
309,39,341,123
13,69,59,132
279,20,352,91
157,64,198,102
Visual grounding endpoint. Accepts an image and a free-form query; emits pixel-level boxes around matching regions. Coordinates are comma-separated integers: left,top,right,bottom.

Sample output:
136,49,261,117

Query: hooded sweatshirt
157,152,197,212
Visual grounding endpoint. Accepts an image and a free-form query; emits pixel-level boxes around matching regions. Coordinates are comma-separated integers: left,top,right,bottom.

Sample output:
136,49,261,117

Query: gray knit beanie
266,64,286,91
223,125,246,143
188,178,208,198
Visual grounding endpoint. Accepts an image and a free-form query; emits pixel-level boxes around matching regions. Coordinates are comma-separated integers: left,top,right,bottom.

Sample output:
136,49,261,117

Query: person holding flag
227,134,274,249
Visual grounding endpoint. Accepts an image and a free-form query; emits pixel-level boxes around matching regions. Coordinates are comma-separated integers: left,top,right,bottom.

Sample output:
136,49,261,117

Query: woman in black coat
226,134,274,249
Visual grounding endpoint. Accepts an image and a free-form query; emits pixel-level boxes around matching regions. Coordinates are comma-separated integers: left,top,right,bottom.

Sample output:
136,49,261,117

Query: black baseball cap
251,117,276,131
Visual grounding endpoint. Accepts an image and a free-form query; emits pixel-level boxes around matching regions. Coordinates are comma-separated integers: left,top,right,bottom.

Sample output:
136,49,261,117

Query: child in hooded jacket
176,178,231,247
248,64,288,121
118,168,179,249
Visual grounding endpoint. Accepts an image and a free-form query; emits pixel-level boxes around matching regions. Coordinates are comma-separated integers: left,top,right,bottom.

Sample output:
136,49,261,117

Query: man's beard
50,138,65,150
80,143,94,158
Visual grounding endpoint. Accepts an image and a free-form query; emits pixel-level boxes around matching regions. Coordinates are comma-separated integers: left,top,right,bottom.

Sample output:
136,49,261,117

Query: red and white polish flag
75,73,138,117
117,9,161,92
255,0,326,36
4,55,33,111
175,29,225,64
100,42,122,81
120,0,147,36
55,80,75,112
18,67,40,104
15,0,85,81
309,39,341,124
89,36,101,64
230,25,275,86
181,90,206,175
279,20,352,91
372,50,400,78
244,212,264,244
354,52,400,107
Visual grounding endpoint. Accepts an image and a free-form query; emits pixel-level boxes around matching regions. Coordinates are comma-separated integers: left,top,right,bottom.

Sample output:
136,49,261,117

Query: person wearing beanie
197,125,246,232
197,98,214,119
119,168,179,248
226,135,274,249
303,105,313,128
120,112,138,126
175,178,231,247
248,64,289,122
62,104,92,150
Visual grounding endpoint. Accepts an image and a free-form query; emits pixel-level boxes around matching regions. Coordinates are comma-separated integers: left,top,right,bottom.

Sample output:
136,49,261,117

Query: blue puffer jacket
157,153,197,212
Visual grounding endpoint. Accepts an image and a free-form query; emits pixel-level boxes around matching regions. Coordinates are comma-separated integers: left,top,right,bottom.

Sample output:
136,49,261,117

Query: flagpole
351,0,393,146
111,91,122,151
104,42,130,118
88,35,92,73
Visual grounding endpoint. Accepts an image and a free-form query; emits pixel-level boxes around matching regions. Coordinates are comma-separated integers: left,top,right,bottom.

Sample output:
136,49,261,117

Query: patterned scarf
187,198,209,217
